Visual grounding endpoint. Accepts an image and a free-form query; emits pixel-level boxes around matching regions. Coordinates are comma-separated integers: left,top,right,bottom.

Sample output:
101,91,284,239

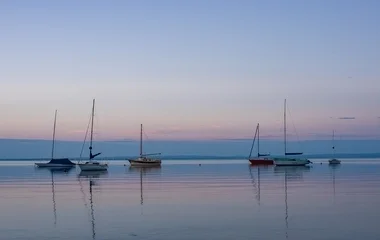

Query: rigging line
248,124,258,159
142,128,151,154
286,103,302,150
79,113,92,161
92,104,100,146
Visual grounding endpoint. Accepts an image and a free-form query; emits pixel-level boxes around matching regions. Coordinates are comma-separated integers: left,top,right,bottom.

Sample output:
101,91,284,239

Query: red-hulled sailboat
248,123,274,165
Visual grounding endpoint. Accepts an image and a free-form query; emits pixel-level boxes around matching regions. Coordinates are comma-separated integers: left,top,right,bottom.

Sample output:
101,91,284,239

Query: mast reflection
36,166,74,226
78,171,108,240
276,166,311,239
128,166,161,207
248,166,271,205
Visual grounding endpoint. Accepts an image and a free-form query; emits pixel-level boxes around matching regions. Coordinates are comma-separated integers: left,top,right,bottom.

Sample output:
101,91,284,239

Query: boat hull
128,159,161,167
78,162,108,171
249,158,274,165
35,163,75,168
328,159,341,165
274,158,311,166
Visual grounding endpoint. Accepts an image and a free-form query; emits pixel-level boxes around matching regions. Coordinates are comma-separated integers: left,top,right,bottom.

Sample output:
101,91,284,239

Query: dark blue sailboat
35,110,75,168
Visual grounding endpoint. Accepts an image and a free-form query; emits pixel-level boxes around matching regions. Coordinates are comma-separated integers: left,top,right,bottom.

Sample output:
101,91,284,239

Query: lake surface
0,159,380,240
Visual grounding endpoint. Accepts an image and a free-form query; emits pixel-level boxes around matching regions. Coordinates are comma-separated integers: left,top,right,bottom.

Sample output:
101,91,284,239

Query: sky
0,0,379,141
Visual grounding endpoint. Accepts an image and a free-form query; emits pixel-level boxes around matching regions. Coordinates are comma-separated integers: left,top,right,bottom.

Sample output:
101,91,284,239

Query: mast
51,110,57,159
89,99,101,160
140,124,143,157
248,124,259,159
332,130,335,156
284,99,287,154
283,99,302,156
257,123,260,158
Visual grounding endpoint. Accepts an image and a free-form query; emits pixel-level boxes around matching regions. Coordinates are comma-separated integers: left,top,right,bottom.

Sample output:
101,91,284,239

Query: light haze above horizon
1,0,379,141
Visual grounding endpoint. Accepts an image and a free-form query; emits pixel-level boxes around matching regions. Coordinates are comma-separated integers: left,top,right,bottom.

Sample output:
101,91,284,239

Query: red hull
249,159,274,165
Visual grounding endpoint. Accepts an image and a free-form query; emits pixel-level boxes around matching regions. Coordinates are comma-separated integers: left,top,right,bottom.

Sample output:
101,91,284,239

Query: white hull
128,157,161,167
329,159,341,164
35,163,75,168
274,158,311,166
78,162,108,171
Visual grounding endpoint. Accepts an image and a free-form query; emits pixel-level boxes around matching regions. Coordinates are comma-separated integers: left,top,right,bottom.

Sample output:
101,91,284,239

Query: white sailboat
328,130,341,164
35,110,75,167
78,99,108,171
274,99,311,166
128,124,161,167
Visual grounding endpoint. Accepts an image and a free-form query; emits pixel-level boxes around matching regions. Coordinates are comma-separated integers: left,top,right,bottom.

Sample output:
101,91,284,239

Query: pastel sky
0,0,379,141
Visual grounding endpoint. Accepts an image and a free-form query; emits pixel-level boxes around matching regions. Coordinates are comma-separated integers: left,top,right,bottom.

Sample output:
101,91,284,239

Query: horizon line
1,137,380,142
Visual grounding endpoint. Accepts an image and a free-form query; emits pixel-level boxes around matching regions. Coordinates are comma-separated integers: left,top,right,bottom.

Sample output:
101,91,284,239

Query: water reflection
35,166,74,226
274,166,311,181
128,166,161,206
78,171,108,240
329,164,341,200
248,166,272,205
277,166,311,239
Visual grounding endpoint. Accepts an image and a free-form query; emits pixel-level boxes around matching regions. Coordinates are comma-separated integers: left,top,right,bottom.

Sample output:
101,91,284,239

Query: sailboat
248,123,274,165
328,130,341,164
128,124,161,167
78,99,108,171
35,110,75,167
274,99,311,166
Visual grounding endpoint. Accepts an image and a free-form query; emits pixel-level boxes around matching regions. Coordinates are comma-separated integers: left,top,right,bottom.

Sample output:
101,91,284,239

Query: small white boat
274,99,311,167
78,99,108,172
79,161,108,171
328,131,341,165
328,158,341,165
127,124,162,167
35,110,75,168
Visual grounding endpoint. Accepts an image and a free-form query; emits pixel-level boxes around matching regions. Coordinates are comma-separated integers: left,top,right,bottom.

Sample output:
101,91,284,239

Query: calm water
1,159,380,240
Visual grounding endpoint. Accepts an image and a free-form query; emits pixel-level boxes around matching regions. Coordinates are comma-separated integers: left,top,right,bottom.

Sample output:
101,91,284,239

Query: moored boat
248,123,274,166
274,99,311,167
35,110,75,168
129,157,161,166
274,157,311,166
328,158,341,165
127,124,162,167
328,130,341,165
36,158,75,167
78,99,108,172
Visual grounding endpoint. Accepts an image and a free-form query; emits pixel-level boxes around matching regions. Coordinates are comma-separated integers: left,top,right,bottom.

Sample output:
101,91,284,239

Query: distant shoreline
1,153,380,161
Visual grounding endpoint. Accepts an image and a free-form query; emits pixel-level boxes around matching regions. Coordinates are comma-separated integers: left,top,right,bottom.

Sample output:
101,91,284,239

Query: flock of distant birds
35,98,341,172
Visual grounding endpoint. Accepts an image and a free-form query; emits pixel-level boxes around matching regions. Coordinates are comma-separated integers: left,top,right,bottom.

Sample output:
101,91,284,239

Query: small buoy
199,164,201,166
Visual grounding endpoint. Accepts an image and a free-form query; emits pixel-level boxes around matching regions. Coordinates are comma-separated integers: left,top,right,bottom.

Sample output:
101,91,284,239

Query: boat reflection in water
276,166,311,239
274,165,311,181
35,166,75,226
78,171,108,240
248,165,272,205
128,166,161,207
329,164,341,201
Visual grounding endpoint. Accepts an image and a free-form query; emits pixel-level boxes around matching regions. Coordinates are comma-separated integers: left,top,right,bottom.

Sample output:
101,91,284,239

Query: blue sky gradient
0,0,379,140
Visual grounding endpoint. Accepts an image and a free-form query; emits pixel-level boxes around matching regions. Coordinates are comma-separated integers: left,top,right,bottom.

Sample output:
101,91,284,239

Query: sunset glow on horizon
0,1,379,141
